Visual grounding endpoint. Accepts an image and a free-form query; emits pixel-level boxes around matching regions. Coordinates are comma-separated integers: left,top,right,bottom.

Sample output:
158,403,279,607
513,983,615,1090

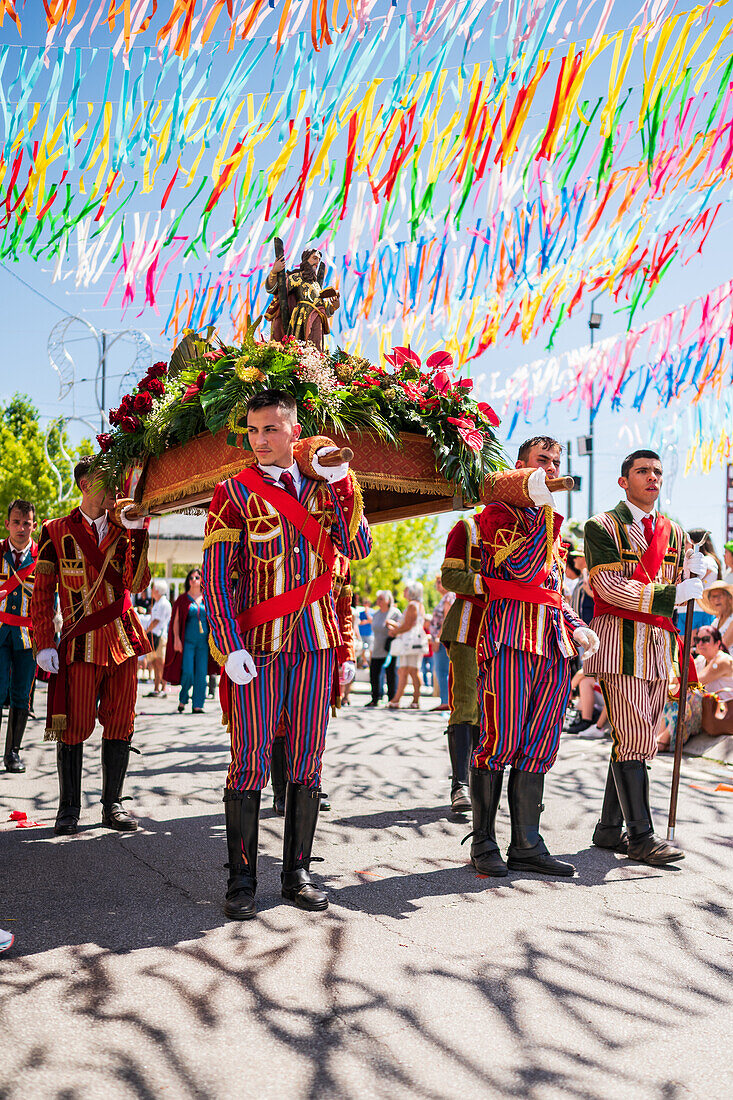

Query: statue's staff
273,237,291,335
667,532,706,842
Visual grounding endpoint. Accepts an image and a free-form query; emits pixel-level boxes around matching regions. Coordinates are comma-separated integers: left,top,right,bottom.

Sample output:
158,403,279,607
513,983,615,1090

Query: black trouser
369,657,396,704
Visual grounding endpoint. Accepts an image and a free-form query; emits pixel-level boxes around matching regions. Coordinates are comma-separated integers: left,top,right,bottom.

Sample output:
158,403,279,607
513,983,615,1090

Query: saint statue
264,244,340,352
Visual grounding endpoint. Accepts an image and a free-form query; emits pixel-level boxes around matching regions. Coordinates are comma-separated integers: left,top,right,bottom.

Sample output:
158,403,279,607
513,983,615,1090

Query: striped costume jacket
31,509,151,665
583,502,684,681
202,462,372,660
476,502,584,664
0,539,37,650
440,514,487,648
332,551,356,665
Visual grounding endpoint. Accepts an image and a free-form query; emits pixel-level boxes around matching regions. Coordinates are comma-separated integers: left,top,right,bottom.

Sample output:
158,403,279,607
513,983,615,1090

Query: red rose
147,361,168,378
96,433,113,453
134,391,154,413
119,416,140,434
119,394,135,413
107,407,121,426
144,377,166,397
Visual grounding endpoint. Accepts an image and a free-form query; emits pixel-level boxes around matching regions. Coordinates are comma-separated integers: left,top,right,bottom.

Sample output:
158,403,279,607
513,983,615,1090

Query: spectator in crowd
678,528,722,633
366,590,400,707
700,581,733,649
357,598,373,659
145,580,172,698
429,576,455,712
723,540,733,585
658,626,733,749
164,568,211,715
566,549,594,624
387,581,427,710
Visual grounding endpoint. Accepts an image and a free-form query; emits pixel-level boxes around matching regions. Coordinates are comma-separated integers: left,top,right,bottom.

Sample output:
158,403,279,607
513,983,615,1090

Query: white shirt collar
8,539,33,558
79,509,109,538
257,460,301,493
626,500,656,526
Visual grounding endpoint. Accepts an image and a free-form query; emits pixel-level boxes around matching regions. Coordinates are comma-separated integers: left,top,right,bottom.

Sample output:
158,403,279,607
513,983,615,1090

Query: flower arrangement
93,327,506,502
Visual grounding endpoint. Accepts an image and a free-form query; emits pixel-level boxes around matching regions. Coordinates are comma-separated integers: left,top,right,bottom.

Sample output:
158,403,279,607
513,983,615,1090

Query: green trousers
448,641,479,726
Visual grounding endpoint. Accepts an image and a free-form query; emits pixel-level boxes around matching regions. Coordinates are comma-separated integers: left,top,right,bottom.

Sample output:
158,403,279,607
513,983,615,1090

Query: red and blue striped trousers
473,644,571,774
227,647,334,792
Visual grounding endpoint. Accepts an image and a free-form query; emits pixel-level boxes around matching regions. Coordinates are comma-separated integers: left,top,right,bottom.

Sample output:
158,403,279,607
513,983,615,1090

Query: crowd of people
2,388,732,947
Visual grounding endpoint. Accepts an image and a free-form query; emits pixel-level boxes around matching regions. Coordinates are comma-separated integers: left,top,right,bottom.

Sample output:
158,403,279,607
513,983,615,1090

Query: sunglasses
697,635,714,643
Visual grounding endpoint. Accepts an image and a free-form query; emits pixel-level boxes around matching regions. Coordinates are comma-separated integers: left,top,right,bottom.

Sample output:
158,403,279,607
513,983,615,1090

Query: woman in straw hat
700,580,733,649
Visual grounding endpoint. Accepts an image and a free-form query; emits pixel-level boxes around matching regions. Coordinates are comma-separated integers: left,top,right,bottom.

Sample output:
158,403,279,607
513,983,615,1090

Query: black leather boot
101,740,138,831
4,708,28,773
281,782,328,911
55,743,83,835
270,737,287,816
463,767,507,876
223,790,261,920
592,760,627,852
506,769,575,877
611,760,683,865
447,723,473,813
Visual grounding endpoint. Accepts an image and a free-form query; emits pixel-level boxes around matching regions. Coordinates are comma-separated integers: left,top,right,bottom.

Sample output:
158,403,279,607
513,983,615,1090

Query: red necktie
13,551,22,570
642,515,655,545
279,470,298,498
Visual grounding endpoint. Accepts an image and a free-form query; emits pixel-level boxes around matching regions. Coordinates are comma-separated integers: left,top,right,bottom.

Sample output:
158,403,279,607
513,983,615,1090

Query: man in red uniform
1,499,39,773
31,456,151,835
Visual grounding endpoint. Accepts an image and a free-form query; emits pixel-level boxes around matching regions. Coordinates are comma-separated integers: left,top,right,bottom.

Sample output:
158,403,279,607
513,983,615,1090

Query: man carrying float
466,437,599,879
202,388,371,920
1,499,39,774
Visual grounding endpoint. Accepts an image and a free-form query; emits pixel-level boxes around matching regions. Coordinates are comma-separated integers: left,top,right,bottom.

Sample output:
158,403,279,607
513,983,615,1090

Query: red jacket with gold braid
31,508,152,665
439,513,487,648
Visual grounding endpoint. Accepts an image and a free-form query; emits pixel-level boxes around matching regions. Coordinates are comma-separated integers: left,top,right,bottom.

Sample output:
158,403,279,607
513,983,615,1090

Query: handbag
391,616,429,656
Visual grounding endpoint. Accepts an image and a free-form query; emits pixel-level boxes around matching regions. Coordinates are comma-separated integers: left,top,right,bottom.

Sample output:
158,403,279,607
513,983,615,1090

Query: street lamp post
588,299,602,518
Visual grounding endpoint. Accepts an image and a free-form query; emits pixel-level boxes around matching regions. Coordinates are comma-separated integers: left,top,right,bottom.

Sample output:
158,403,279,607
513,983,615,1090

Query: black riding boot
463,767,507,876
447,723,473,813
611,760,683,865
55,743,83,835
101,740,138,831
223,790,261,920
281,782,328,911
592,759,627,852
270,737,287,816
4,708,28,773
506,769,575,877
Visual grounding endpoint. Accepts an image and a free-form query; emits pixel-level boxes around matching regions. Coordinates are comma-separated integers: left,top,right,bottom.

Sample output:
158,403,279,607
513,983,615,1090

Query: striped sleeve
328,473,372,561
202,483,245,662
584,517,676,617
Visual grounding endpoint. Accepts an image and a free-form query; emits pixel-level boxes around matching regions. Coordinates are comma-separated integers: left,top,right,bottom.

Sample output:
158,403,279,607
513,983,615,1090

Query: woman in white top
386,581,426,710
145,580,172,697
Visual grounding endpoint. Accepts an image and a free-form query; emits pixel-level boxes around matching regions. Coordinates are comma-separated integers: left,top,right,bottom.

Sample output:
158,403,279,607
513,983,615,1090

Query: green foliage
0,395,89,525
351,517,439,603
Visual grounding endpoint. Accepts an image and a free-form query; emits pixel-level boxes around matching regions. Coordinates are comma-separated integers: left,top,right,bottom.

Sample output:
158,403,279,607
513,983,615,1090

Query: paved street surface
2,679,733,1100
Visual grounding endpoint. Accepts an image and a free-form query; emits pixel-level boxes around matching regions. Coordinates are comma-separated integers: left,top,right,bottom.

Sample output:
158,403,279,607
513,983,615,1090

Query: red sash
484,577,562,609
231,467,336,632
592,514,696,684
0,552,37,629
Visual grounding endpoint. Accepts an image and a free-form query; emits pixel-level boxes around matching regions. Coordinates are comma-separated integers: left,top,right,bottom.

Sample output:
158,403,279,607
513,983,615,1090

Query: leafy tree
351,516,439,608
0,394,89,525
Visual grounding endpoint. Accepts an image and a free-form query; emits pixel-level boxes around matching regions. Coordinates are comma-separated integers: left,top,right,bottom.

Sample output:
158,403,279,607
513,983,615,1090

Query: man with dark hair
202,388,371,919
30,459,152,834
1,499,39,772
467,439,598,878
583,450,705,866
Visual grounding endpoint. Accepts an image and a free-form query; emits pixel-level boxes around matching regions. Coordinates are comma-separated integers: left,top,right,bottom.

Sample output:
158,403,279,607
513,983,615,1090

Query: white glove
676,577,704,605
37,648,59,674
684,548,705,579
312,446,349,484
527,466,555,508
573,627,600,656
118,504,146,530
225,648,258,686
339,660,356,685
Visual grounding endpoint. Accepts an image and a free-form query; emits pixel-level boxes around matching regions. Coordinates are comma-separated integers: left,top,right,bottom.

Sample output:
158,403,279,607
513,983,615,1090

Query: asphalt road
2,679,732,1100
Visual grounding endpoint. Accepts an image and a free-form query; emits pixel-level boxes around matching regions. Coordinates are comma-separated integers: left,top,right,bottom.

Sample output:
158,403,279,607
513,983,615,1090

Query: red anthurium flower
426,350,453,372
203,348,225,362
477,401,501,427
96,433,113,453
432,370,452,395
455,377,473,392
400,380,425,403
119,416,140,434
448,416,484,452
182,370,206,403
419,396,440,411
133,391,154,413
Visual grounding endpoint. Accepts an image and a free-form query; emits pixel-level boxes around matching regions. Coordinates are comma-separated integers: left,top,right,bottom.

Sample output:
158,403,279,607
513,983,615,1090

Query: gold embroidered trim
129,548,149,594
348,474,365,541
588,562,623,580
36,560,56,575
494,536,524,567
442,557,465,570
202,528,241,552
543,505,554,573
208,637,227,666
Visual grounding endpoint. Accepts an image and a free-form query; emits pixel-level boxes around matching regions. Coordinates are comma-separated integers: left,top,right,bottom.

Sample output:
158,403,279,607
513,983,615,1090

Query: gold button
295,574,301,580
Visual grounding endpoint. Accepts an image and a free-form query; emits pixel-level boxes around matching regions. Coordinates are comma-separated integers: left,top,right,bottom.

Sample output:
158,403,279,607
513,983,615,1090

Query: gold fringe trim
543,505,554,573
202,528,242,552
141,457,257,512
442,557,465,570
208,637,227,666
354,472,452,495
129,543,150,594
494,536,524,568
36,560,56,575
44,713,67,740
588,562,623,580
